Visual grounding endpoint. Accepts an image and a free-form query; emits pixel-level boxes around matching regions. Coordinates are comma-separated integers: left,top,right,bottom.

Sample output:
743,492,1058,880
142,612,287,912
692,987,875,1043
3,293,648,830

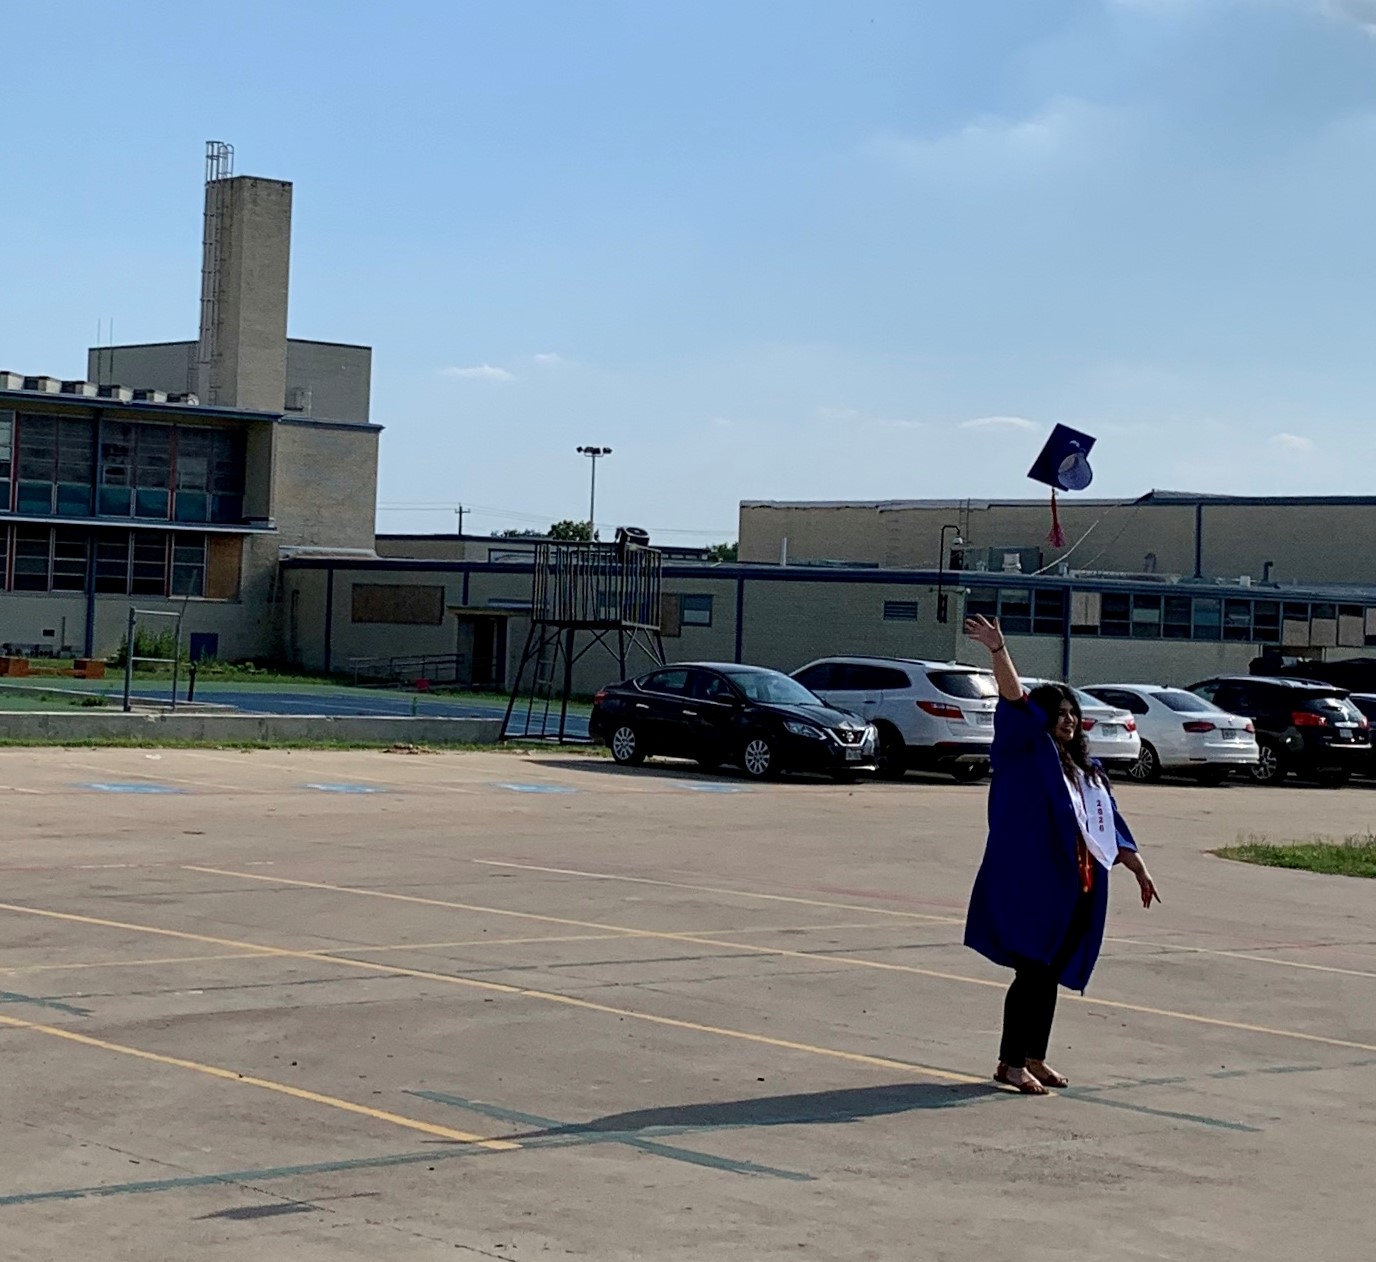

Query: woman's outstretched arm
965,615,1022,702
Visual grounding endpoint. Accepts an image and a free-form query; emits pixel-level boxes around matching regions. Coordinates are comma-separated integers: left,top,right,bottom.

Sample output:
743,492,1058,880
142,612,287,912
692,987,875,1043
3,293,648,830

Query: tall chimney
196,141,291,411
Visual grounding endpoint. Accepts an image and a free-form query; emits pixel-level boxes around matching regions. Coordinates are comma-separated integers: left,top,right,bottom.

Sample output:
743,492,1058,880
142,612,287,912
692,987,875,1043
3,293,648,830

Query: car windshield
928,670,998,700
1155,689,1215,713
727,670,820,706
1073,689,1113,713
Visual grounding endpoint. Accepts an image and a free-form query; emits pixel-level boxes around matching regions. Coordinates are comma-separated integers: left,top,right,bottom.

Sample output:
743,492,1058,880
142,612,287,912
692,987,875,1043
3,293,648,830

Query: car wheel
950,761,989,784
1193,766,1230,787
740,733,781,780
1314,766,1352,788
1248,740,1287,785
874,725,907,780
1126,742,1163,784
609,723,646,766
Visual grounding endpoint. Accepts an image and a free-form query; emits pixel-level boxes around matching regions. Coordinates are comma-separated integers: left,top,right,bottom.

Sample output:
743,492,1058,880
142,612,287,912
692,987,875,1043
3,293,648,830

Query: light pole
937,523,963,624
576,446,612,538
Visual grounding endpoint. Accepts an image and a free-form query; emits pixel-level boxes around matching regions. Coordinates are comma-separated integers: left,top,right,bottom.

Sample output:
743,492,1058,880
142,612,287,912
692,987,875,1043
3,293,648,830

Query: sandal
1025,1060,1069,1089
995,1063,1049,1095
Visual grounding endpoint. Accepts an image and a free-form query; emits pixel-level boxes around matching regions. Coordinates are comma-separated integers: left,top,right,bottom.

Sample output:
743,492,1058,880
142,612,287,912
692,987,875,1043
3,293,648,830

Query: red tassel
1048,489,1065,549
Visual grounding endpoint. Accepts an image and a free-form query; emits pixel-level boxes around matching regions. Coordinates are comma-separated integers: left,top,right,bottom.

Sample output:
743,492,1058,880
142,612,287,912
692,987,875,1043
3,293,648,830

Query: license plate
1100,724,1122,737
973,712,994,727
845,748,863,761
1221,730,1242,741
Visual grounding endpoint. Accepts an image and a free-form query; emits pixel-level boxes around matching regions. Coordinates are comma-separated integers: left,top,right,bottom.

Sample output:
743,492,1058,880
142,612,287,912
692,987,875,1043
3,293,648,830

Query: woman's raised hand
964,615,1004,652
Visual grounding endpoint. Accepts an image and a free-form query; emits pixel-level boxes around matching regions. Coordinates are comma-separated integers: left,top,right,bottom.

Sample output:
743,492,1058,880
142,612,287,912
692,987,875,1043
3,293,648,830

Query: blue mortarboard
1028,424,1095,492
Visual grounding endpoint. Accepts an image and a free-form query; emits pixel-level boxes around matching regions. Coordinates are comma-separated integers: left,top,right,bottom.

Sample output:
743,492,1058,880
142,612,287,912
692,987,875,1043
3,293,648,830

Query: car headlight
784,720,826,740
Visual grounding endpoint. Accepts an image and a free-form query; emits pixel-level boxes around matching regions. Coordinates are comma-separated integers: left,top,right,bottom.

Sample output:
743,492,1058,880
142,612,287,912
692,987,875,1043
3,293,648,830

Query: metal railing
347,653,465,688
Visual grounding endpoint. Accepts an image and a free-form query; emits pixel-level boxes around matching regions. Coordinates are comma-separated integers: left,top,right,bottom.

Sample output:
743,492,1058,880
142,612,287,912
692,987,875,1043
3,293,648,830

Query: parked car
589,662,878,780
1188,675,1371,786
790,656,997,781
1020,679,1142,770
1082,684,1259,784
1351,694,1376,778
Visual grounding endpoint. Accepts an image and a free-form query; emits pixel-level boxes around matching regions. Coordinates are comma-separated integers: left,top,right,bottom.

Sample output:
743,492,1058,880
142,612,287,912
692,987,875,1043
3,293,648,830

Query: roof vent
132,388,168,404
0,370,24,390
97,384,134,402
166,392,201,406
60,380,98,397
23,376,61,393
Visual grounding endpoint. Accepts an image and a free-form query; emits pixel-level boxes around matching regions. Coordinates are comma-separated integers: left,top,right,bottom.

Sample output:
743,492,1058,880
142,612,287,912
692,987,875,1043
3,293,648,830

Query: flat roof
741,490,1376,510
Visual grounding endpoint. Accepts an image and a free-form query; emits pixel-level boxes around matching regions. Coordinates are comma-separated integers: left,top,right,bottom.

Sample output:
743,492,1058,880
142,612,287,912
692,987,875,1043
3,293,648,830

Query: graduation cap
1027,424,1096,548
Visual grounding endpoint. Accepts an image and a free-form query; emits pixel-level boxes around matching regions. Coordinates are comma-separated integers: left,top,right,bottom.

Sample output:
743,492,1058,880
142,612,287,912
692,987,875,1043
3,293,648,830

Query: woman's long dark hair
1028,683,1100,784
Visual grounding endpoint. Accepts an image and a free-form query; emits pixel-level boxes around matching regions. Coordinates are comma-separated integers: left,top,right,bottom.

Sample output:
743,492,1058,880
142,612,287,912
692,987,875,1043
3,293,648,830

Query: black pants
999,893,1093,1068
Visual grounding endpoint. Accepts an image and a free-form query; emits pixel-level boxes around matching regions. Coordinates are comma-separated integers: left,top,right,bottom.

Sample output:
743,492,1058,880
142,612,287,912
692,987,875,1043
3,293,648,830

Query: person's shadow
508,1081,998,1141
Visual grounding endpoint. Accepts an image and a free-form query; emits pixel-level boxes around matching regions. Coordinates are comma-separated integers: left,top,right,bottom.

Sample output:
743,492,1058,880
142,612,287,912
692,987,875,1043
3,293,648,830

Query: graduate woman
963,614,1161,1095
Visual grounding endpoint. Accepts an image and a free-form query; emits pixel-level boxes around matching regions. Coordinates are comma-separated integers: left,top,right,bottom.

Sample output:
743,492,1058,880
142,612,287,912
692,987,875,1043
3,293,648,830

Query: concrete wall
285,341,371,424
272,422,378,551
88,342,196,394
0,711,501,745
741,498,1376,586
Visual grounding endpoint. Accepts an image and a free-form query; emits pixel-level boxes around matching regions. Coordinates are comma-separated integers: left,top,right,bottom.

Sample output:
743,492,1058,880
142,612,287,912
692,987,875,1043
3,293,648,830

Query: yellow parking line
0,899,983,1086
0,1012,516,1149
0,951,269,976
474,859,1376,981
182,867,1376,1056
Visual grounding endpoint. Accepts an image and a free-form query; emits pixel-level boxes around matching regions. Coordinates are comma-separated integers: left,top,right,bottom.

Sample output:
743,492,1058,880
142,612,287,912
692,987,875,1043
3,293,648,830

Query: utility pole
454,505,466,537
576,446,612,538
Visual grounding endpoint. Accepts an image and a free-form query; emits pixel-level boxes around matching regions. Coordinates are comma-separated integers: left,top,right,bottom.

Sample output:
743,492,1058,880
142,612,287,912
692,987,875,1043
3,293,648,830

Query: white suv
792,656,997,781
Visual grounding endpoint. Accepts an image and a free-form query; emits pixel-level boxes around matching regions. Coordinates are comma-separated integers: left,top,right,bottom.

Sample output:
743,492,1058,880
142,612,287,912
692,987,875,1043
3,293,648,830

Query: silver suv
792,656,997,781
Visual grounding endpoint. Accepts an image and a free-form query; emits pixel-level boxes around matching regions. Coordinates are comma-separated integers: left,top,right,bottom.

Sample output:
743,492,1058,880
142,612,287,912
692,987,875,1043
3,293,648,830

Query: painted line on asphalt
0,897,986,1087
0,1012,516,1149
475,859,1376,981
184,866,1376,1057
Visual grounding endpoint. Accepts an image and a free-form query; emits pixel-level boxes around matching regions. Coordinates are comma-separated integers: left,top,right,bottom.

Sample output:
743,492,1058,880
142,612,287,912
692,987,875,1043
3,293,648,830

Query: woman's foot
994,1062,1049,1095
1025,1059,1068,1088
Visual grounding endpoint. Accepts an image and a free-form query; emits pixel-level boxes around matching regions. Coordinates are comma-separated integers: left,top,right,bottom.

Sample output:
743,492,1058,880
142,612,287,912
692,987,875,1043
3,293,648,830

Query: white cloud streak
440,364,514,382
960,415,1040,432
1324,0,1376,33
1268,432,1315,452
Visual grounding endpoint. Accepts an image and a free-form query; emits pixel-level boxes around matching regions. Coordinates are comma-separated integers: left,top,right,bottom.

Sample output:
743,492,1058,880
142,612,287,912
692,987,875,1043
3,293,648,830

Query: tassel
1048,489,1065,549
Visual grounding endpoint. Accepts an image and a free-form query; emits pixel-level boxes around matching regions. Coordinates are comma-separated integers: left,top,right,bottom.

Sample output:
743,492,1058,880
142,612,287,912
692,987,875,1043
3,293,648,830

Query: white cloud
866,98,1113,183
960,415,1040,432
709,416,737,429
1268,432,1315,452
1324,0,1376,33
439,364,514,382
532,352,572,367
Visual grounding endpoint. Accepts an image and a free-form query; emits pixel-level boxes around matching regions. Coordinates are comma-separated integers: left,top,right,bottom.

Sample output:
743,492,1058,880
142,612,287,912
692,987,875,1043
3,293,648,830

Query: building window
1163,596,1192,639
1099,593,1130,638
0,411,13,511
965,589,997,622
95,530,131,594
12,525,51,591
998,589,1032,634
351,583,445,625
1131,594,1162,639
52,528,88,592
1192,598,1222,641
1033,590,1066,636
883,600,918,621
13,415,94,516
681,594,713,627
131,534,168,595
171,533,207,596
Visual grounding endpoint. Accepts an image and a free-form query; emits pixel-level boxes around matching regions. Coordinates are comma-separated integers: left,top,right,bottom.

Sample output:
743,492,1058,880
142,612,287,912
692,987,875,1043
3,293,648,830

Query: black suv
589,662,878,780
1189,676,1371,786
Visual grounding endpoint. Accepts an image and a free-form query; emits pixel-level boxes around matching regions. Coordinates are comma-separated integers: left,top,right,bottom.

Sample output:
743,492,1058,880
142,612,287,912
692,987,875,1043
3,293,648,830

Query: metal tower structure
502,532,666,743
197,140,235,403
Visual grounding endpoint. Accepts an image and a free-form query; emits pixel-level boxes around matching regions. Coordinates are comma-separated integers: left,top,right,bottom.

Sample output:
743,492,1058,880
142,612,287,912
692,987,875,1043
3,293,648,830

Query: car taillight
1124,719,1137,733
1079,717,1095,731
1245,721,1255,733
917,700,964,720
1182,721,1216,733
593,690,608,706
1292,710,1328,728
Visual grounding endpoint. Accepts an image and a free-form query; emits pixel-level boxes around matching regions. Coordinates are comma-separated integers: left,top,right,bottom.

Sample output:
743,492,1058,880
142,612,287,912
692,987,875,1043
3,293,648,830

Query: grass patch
1215,834,1376,879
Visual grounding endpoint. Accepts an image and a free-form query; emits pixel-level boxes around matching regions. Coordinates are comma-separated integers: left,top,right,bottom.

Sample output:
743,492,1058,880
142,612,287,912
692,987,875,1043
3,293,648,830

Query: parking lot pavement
0,748,1372,1260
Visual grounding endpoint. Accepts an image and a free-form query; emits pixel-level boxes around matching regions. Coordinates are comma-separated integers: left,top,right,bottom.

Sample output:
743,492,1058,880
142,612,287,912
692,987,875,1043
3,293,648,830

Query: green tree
705,541,738,562
548,519,595,541
494,528,545,538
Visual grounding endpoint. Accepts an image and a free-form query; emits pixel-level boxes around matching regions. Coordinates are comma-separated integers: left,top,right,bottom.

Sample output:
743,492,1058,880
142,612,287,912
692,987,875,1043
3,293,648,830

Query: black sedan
589,662,879,780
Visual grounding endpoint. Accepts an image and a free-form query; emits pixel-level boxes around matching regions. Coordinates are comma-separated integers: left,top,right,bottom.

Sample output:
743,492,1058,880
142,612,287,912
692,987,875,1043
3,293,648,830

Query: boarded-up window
661,593,683,638
352,583,444,625
206,535,242,600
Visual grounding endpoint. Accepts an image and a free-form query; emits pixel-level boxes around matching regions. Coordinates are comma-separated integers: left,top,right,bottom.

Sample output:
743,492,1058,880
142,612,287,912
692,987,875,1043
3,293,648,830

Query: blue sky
3,0,1376,544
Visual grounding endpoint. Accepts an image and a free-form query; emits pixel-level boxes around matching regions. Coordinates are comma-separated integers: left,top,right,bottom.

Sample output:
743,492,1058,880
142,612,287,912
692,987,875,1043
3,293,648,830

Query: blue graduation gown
963,696,1138,992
